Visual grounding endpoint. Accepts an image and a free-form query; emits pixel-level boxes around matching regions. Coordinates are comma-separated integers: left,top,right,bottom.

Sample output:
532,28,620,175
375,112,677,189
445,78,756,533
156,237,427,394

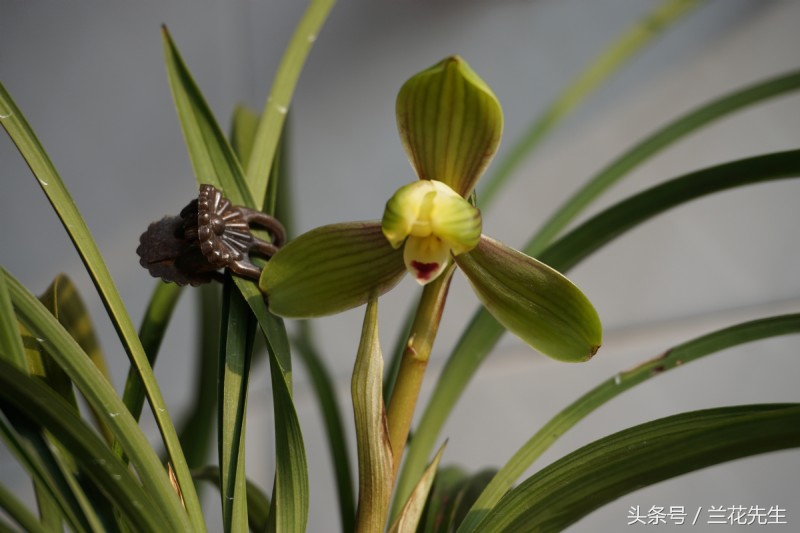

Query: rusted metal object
137,184,285,286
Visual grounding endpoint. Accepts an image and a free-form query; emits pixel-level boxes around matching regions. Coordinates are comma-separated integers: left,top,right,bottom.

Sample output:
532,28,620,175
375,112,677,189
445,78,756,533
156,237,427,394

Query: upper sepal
455,236,602,362
259,222,406,318
396,56,503,197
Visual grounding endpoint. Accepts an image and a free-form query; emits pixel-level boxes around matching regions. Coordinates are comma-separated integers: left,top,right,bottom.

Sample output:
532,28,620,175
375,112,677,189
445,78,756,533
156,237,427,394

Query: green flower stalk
259,56,601,363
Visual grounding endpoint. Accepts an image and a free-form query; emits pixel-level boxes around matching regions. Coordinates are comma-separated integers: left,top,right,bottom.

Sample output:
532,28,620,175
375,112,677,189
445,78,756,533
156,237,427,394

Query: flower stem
386,264,455,478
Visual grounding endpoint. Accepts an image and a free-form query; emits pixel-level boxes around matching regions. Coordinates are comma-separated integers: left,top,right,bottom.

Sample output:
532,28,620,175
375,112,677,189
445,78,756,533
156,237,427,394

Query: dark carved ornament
137,184,285,286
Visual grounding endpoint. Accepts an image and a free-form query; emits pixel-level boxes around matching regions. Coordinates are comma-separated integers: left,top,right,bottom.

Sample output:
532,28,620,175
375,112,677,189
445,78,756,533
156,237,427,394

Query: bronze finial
137,184,285,286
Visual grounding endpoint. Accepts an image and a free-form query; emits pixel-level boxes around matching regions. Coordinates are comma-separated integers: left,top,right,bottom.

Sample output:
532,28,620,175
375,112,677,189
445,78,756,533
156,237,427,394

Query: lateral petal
455,236,602,362
260,222,406,318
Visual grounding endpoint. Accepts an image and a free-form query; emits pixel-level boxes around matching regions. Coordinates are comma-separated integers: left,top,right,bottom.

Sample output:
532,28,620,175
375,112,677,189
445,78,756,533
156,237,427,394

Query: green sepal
455,236,602,362
396,56,503,197
260,222,406,318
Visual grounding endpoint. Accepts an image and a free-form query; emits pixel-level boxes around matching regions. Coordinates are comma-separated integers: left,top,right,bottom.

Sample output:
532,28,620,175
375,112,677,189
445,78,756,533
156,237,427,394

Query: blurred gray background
2,0,799,531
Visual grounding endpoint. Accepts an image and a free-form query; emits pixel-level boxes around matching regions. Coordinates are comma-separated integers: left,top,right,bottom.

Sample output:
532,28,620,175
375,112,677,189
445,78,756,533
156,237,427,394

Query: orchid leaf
120,282,183,426
294,324,356,532
26,277,105,526
523,69,800,256
162,29,308,530
539,149,800,271
0,81,202,529
177,283,220,469
397,56,503,197
261,308,309,533
456,236,602,362
246,0,335,207
459,313,800,531
479,0,703,206
419,465,467,533
38,275,108,384
0,269,27,371
3,269,192,532
352,299,393,532
473,404,800,532
193,466,271,532
231,105,260,170
0,482,46,533
268,108,355,531
218,278,257,532
162,27,254,207
260,222,406,318
436,469,496,533
0,417,90,533
388,443,447,533
38,275,112,444
1,275,79,530
0,360,167,533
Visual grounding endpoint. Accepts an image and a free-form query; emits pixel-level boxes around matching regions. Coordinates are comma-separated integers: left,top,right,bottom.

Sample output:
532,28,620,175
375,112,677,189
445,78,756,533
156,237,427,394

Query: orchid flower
259,57,601,362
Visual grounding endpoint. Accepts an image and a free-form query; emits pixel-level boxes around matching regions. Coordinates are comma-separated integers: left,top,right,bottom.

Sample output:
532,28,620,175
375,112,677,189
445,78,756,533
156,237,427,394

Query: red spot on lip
411,261,439,281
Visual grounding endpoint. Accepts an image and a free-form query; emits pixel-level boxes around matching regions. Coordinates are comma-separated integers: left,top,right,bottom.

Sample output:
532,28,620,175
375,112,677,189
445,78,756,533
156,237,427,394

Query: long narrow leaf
39,275,111,444
474,404,800,532
433,469,496,533
419,465,467,533
4,269,192,532
11,276,106,530
231,105,260,170
0,415,90,533
0,83,202,529
0,361,167,533
218,278,256,532
263,308,309,533
0,482,46,533
294,324,356,533
0,269,27,370
33,478,64,533
193,466,271,532
162,28,255,207
52,452,109,533
178,283,220,468
245,0,335,207
163,29,308,530
389,444,446,533
121,282,183,423
30,277,109,530
397,149,800,510
39,275,110,382
478,0,703,206
459,314,800,532
538,149,800,270
2,274,89,531
524,69,800,256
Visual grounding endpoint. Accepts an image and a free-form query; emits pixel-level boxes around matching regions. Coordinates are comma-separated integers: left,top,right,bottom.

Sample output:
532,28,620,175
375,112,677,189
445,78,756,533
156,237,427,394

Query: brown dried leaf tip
137,184,285,286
